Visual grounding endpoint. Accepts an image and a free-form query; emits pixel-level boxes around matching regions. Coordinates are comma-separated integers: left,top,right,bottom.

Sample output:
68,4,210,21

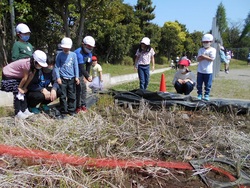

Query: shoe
68,111,76,116
30,107,41,114
15,111,29,119
81,106,88,112
225,70,229,74
204,95,210,101
40,104,50,111
23,108,34,117
76,107,82,113
197,94,202,100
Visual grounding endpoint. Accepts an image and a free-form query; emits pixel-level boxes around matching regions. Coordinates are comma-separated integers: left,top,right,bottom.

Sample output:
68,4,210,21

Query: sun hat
16,23,31,33
33,50,48,67
61,37,73,49
178,59,189,67
141,37,150,45
83,36,95,47
202,34,213,42
92,56,97,61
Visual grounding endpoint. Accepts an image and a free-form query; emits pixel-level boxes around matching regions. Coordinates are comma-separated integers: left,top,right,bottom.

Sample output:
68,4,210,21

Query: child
196,34,216,101
27,55,61,114
12,23,34,61
134,37,155,90
74,36,95,113
1,50,48,119
89,56,103,93
54,37,79,116
172,59,196,95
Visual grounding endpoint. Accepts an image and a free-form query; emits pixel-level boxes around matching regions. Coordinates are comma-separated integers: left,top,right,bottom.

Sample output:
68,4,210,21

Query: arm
151,55,155,71
134,56,139,69
99,71,103,82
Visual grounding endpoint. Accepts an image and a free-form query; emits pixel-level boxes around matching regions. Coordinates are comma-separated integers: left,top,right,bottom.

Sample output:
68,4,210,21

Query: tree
134,0,155,32
215,2,228,33
159,21,186,60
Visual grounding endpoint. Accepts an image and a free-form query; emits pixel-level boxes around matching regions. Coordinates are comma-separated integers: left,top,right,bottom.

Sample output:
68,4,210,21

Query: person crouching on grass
172,59,196,95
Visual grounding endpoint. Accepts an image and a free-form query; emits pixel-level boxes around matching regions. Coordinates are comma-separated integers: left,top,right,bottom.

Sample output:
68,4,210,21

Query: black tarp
109,89,250,115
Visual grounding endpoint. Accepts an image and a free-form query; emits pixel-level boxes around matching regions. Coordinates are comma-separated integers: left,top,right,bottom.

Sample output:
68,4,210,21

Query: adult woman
1,50,47,119
134,37,155,90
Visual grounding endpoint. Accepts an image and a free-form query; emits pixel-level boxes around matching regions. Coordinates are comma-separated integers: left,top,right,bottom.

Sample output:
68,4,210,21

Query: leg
196,72,203,96
184,82,194,95
67,79,76,114
143,65,150,90
174,81,184,94
27,91,45,107
204,73,213,96
138,66,145,90
60,79,68,114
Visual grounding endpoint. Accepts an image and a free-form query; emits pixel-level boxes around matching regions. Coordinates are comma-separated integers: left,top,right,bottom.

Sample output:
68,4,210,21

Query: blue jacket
74,47,92,77
28,69,59,92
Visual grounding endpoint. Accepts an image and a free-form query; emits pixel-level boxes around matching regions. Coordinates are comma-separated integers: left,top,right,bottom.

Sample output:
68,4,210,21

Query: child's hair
47,55,56,66
29,57,37,73
139,44,151,52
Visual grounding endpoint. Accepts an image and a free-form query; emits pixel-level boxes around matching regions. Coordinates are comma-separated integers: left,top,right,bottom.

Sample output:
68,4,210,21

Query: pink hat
179,59,189,67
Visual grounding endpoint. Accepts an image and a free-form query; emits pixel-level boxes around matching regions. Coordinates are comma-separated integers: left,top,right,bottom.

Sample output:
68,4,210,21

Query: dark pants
76,76,87,108
27,87,61,108
196,72,213,96
138,64,150,90
60,78,76,114
174,81,194,95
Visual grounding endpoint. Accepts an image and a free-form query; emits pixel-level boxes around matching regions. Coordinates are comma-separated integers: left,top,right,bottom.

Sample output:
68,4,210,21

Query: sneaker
23,108,34,117
15,111,29,119
225,70,229,74
197,94,202,100
204,95,210,101
76,107,82,113
40,104,50,111
30,107,41,114
81,106,88,112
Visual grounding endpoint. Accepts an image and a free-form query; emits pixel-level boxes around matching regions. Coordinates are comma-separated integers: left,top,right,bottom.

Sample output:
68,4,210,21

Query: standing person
247,53,250,65
172,59,196,95
1,50,47,119
12,23,34,61
134,37,155,90
196,34,216,101
219,46,229,74
89,56,103,93
54,37,80,116
74,36,95,113
27,56,61,114
225,51,231,73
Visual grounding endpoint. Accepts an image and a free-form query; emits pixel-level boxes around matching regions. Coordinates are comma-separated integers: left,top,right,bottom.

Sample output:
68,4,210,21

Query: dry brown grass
0,99,249,187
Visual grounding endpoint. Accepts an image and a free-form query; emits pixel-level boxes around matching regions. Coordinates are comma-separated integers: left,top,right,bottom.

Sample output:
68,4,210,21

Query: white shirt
197,47,216,74
135,48,155,65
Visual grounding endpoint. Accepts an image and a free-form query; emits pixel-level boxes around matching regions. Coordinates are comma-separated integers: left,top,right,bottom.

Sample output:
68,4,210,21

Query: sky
123,0,249,33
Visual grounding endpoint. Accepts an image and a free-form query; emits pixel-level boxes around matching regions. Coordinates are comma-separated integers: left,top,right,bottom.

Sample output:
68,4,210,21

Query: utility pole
9,0,15,42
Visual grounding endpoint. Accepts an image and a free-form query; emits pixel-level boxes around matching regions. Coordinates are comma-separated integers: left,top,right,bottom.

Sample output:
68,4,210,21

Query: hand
57,78,62,85
42,88,51,100
18,87,27,94
50,89,57,101
87,76,92,82
75,78,80,85
152,66,155,72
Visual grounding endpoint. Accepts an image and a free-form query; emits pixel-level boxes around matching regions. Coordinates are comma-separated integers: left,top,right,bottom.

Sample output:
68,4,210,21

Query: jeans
174,81,194,95
138,64,150,90
196,72,213,96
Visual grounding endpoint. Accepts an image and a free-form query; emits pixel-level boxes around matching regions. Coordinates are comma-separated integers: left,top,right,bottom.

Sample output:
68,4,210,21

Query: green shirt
11,41,34,61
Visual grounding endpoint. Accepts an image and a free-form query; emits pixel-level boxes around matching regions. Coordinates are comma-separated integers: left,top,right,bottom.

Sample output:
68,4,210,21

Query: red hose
0,144,247,187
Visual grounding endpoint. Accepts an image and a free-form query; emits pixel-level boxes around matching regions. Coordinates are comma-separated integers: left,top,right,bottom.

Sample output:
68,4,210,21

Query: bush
156,56,168,65
121,56,134,66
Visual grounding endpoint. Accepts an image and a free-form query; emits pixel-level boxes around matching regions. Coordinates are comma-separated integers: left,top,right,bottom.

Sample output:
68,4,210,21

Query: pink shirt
3,58,31,79
136,48,155,65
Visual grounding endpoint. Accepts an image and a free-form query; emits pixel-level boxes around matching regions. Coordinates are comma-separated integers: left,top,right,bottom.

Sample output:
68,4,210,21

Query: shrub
121,56,134,66
156,56,168,65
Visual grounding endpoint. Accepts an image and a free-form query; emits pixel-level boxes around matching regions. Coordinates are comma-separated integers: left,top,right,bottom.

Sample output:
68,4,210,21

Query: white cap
83,36,95,47
33,50,48,67
61,37,73,49
202,34,213,42
141,37,150,45
16,23,31,33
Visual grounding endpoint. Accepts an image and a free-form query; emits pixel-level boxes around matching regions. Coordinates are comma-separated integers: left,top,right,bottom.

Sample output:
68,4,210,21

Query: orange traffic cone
159,73,167,92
